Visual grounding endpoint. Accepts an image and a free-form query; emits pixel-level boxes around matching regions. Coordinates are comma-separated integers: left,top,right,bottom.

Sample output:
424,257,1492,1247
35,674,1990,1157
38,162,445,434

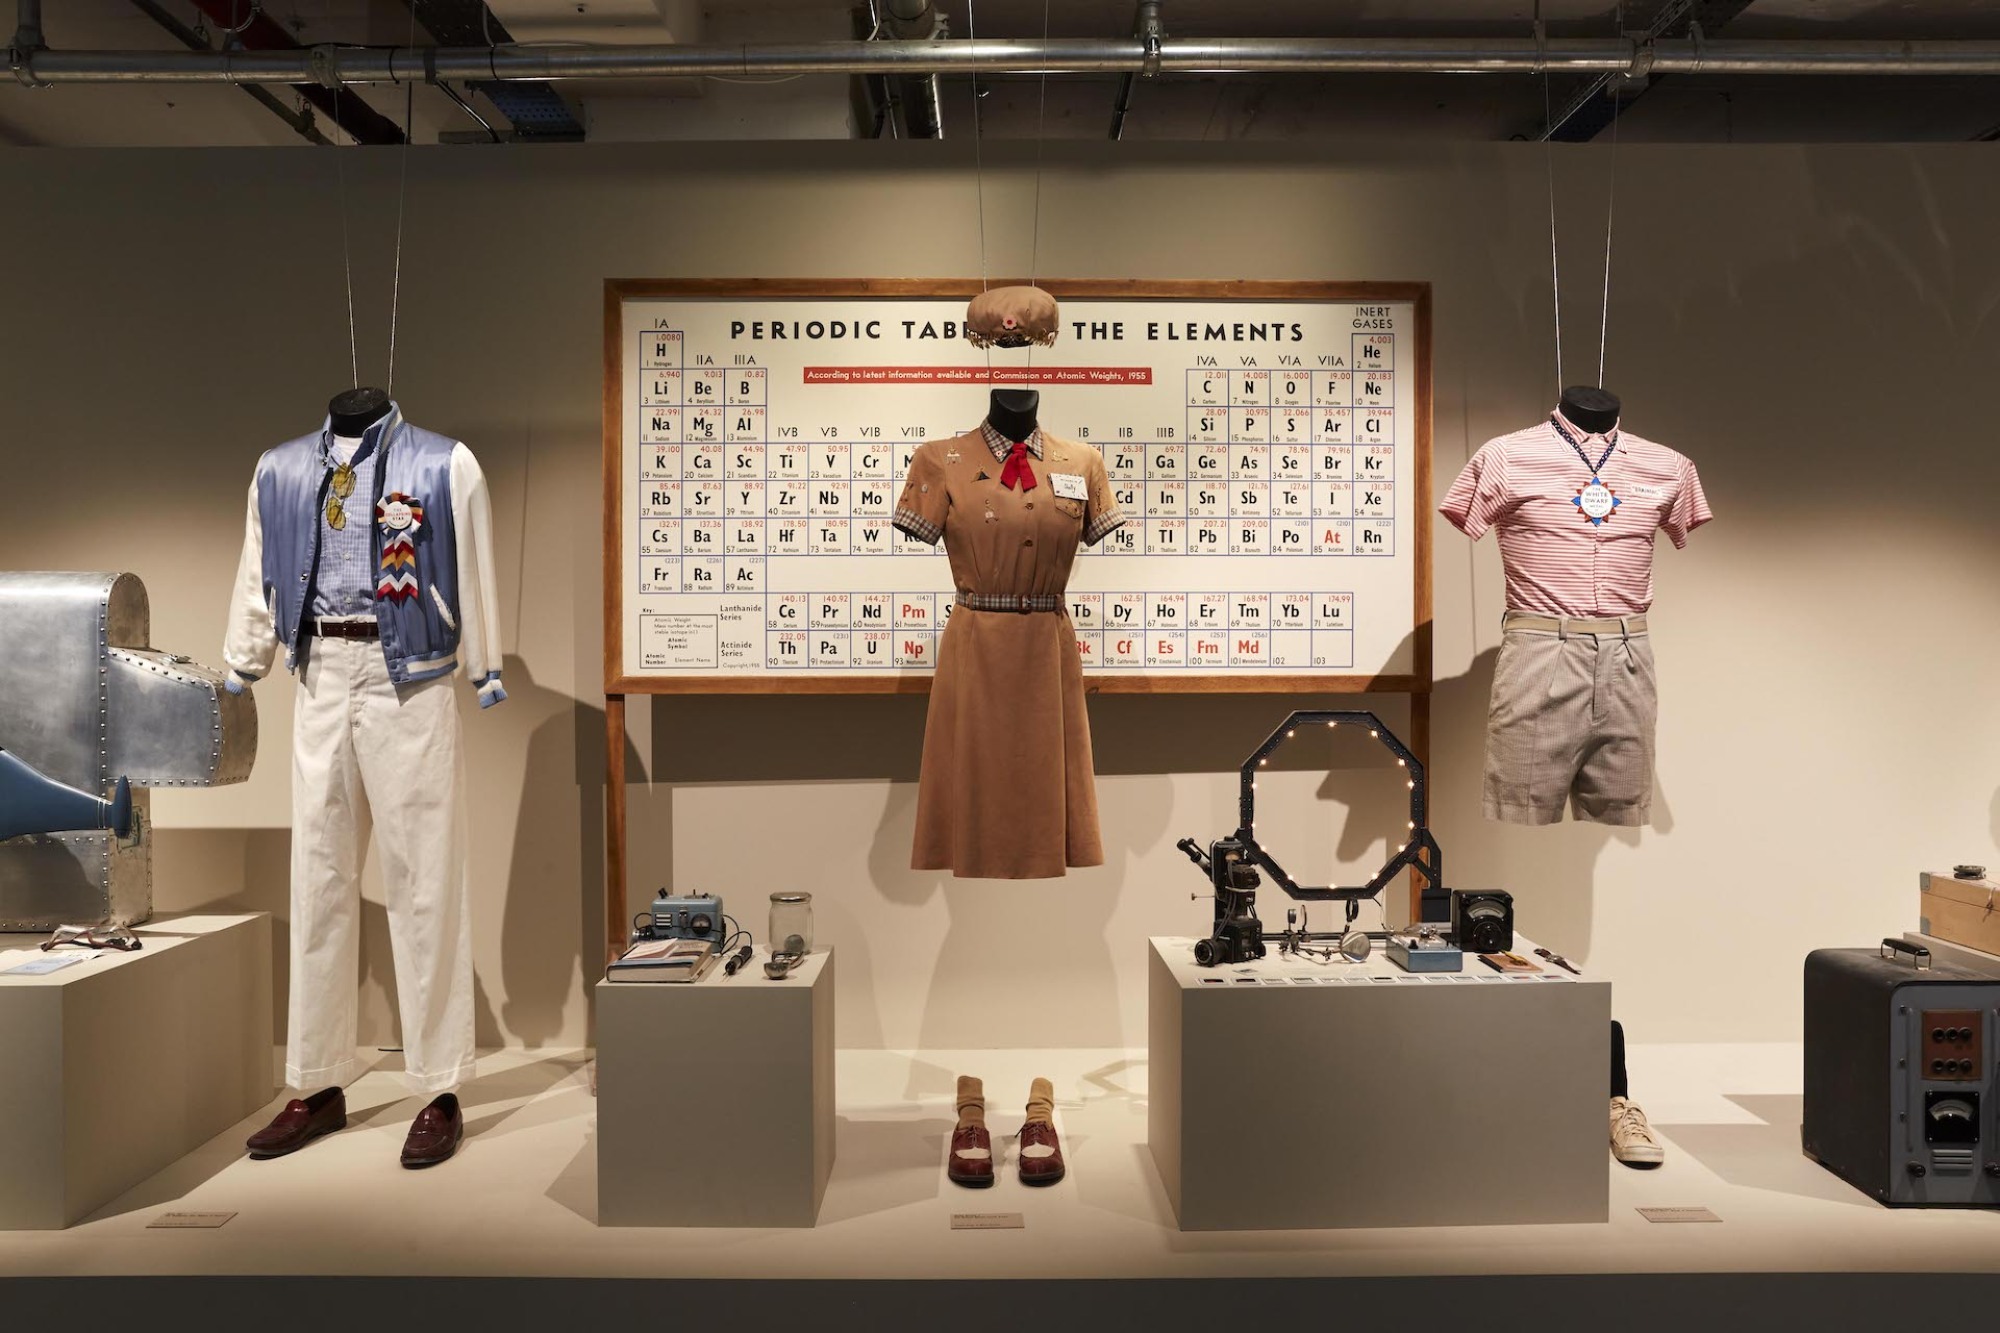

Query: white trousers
287,634,476,1094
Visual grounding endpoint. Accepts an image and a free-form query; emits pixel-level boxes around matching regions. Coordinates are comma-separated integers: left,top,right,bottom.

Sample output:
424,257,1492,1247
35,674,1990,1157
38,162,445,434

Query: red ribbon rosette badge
375,492,424,602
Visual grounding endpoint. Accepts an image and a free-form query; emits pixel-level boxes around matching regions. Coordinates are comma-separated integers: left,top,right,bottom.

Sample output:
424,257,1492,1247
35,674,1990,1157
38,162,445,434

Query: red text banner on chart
602,278,1434,699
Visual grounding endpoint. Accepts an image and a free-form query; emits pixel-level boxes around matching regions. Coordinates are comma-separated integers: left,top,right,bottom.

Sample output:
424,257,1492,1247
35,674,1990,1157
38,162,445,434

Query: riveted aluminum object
0,571,258,929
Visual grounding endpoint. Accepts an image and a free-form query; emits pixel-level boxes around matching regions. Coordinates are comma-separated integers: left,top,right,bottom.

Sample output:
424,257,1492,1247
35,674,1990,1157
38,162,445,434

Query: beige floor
1,1042,1996,1278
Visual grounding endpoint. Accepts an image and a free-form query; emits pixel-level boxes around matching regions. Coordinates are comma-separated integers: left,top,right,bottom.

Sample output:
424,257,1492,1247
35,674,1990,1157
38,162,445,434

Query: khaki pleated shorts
1483,612,1657,827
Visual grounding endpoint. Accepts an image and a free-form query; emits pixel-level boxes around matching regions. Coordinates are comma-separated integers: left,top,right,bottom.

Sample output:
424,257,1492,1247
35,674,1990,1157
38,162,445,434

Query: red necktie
999,439,1038,492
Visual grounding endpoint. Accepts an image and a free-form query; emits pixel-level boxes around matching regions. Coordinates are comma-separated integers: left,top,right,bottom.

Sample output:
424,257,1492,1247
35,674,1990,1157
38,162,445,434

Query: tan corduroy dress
893,423,1125,879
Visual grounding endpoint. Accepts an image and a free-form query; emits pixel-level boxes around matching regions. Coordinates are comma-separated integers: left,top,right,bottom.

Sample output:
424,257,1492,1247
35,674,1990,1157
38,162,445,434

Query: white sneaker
1610,1096,1665,1167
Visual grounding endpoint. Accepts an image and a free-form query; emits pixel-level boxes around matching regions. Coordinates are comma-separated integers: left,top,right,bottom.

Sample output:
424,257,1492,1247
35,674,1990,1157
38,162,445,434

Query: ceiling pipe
19,37,2000,84
7,0,42,86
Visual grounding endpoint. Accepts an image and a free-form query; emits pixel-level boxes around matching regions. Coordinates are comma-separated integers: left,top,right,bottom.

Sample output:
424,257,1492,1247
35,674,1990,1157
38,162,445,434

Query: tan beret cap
964,285,1060,349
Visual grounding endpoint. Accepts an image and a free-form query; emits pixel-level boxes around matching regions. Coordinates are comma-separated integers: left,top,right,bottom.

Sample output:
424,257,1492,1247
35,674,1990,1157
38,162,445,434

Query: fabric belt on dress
956,592,1065,614
306,617,381,640
1503,611,1647,638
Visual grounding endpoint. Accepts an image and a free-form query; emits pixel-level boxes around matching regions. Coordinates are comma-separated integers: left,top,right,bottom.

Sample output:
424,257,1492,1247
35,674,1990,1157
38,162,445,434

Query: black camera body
1179,836,1267,967
1451,889,1515,955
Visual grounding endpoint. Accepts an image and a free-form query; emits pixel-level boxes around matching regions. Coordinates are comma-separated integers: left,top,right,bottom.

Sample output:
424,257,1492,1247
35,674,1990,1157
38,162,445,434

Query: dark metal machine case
1802,942,2000,1207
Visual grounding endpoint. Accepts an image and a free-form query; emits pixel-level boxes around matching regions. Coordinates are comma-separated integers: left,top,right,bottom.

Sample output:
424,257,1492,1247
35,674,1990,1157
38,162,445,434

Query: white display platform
1,1042,1998,1328
0,912,273,1229
1148,933,1611,1230
596,947,835,1227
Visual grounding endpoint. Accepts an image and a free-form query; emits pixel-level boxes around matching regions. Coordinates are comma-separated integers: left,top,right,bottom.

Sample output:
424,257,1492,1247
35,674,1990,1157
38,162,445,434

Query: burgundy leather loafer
947,1123,994,1188
400,1093,463,1169
246,1086,346,1159
1018,1120,1066,1186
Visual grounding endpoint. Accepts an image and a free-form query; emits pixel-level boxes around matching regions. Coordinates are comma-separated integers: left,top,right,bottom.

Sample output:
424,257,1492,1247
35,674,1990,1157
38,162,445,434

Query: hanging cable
965,0,992,383
1028,0,1050,288
1025,0,1051,378
966,0,988,295
386,2,417,396
334,84,358,389
1536,3,1563,392
1598,0,1623,388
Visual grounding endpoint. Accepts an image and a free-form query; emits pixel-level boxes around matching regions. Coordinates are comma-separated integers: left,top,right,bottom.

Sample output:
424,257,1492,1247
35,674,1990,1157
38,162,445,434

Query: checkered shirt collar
979,420,1044,463
319,402,404,469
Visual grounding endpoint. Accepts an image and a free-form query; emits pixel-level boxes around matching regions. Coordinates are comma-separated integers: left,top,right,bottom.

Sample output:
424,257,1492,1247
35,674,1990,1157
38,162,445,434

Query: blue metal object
0,748,130,842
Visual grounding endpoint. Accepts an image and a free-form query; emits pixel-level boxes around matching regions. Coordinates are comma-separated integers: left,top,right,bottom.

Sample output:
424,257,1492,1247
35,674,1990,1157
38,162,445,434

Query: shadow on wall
1429,645,1673,963
481,653,628,1050
153,651,627,1057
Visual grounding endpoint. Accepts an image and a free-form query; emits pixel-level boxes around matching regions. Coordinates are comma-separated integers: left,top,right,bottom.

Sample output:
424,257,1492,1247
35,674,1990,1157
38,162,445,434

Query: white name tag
1630,483,1666,499
1050,473,1087,500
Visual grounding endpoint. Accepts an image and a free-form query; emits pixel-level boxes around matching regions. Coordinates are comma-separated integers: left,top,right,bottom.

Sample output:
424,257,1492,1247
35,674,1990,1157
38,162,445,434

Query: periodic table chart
606,282,1429,692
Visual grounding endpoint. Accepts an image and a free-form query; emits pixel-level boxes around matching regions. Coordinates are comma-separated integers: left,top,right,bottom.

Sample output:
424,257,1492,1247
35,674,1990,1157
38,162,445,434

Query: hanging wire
334,84,358,389
1536,2,1563,392
1028,0,1051,287
1025,0,1051,377
965,0,992,386
385,3,418,396
1598,0,1624,388
966,0,989,295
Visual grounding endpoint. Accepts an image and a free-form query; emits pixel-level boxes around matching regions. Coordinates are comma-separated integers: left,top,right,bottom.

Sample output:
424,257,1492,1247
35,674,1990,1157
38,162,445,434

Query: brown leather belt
1503,611,1647,636
306,618,380,640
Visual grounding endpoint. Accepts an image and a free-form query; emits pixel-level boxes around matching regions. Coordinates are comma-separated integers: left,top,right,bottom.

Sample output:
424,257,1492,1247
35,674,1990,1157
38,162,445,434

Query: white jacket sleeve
222,472,278,690
449,443,507,707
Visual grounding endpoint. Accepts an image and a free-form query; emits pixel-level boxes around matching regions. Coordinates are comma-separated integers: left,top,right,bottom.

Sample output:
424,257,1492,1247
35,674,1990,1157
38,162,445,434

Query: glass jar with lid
769,892,813,955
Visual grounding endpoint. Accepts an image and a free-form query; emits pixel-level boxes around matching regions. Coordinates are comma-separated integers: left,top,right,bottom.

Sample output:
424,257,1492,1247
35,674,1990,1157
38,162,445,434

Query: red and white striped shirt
1439,411,1712,618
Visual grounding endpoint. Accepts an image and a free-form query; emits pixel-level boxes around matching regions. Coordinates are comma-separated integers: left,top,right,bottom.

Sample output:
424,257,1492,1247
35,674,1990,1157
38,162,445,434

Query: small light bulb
1406,780,1414,790
1259,758,1268,766
1286,729,1295,738
1326,720,1336,728
1396,758,1405,767
1407,821,1415,830
1369,730,1378,738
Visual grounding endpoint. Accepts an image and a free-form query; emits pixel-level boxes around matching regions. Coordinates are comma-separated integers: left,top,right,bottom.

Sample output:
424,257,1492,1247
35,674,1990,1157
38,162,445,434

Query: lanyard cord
1550,413,1617,475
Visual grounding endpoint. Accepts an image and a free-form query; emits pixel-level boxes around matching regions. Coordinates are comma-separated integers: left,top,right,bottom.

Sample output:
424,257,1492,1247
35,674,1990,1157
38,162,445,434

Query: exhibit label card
950,1212,1026,1231
148,1211,237,1230
1636,1206,1721,1224
0,954,88,976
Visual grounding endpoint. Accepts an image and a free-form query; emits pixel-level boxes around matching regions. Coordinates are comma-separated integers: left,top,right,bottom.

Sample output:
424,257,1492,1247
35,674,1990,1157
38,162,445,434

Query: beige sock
956,1075,986,1130
1024,1077,1054,1126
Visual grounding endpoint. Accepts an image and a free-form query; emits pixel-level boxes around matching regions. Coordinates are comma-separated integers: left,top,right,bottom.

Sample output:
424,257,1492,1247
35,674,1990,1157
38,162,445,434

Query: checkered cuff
1083,508,1126,546
893,507,942,545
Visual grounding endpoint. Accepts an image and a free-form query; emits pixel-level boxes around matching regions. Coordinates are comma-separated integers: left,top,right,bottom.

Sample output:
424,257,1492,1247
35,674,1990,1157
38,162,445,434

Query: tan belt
1503,611,1647,637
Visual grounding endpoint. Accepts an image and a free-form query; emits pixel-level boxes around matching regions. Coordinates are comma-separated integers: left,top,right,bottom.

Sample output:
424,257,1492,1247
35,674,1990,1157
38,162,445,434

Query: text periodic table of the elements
607,281,1431,693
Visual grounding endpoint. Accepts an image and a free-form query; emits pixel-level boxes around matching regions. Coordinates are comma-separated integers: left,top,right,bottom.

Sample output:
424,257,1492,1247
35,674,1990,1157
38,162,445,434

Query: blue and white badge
1573,479,1620,525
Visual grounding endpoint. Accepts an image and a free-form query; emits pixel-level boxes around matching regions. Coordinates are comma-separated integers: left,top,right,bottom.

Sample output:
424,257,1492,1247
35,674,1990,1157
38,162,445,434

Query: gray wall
2,141,1995,1054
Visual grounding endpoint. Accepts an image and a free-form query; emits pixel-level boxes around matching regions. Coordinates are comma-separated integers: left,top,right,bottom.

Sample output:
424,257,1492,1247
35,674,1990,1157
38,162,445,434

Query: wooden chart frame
600,278,1434,955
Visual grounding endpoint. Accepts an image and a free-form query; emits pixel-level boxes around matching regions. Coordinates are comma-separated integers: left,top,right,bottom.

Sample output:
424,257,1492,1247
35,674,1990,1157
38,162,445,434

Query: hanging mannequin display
892,288,1122,878
224,388,505,1169
1439,386,1711,828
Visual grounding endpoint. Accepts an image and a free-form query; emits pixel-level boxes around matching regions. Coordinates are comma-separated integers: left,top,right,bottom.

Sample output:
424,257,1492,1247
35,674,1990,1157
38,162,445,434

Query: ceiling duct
180,0,404,144
397,0,582,142
880,0,944,139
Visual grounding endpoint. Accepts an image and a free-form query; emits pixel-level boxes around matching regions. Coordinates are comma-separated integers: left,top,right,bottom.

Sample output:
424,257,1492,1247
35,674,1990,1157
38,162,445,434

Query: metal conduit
18,37,2000,86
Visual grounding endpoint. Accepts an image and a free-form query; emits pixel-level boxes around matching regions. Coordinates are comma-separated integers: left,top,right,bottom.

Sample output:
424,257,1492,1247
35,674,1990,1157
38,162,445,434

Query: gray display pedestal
1148,934,1610,1231
0,912,274,1229
596,948,834,1228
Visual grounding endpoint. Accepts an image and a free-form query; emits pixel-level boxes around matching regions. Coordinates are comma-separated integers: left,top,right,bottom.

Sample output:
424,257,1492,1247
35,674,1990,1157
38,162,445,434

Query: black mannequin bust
1558,385,1621,435
329,386,392,438
986,388,1040,443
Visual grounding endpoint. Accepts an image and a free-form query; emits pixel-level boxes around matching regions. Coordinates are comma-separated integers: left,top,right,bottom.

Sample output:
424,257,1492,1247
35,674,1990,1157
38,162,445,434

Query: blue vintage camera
638,892,726,945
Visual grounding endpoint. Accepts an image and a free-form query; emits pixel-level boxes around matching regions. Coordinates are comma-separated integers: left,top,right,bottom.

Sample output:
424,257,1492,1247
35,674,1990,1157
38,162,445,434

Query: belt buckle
1015,595,1032,614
